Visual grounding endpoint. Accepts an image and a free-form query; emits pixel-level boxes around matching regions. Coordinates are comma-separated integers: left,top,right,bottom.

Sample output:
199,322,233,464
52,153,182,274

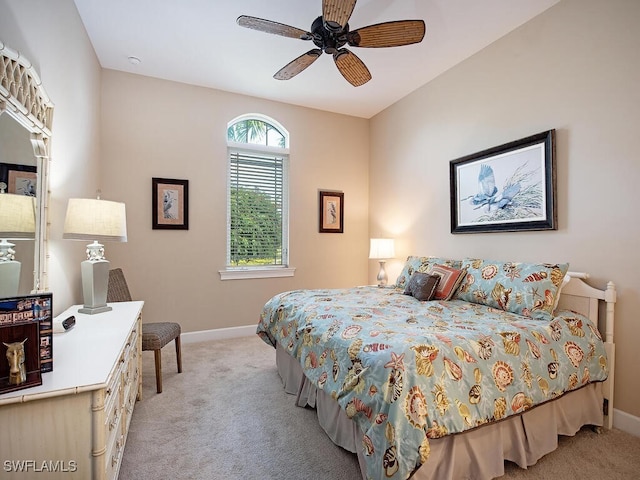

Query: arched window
222,114,293,278
227,115,287,148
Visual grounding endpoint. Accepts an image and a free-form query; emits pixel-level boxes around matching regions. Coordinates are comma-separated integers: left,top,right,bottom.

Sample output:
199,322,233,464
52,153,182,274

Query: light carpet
119,335,640,479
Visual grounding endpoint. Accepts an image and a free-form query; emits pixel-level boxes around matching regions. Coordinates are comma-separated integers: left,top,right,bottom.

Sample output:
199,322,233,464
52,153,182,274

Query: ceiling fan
237,0,426,87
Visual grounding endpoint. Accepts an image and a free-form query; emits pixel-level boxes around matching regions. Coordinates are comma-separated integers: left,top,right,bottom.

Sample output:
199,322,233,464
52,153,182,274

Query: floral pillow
404,272,440,301
394,256,462,290
455,258,569,321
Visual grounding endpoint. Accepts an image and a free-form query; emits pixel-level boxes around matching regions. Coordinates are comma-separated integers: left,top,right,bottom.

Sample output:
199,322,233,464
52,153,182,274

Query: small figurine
4,339,27,385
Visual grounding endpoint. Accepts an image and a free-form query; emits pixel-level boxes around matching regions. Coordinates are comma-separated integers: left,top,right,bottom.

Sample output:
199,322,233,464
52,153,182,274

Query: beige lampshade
0,193,36,239
63,198,127,242
369,238,395,259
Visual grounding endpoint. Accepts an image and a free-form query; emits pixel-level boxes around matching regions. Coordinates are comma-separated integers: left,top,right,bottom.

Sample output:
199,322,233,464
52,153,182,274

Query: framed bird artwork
152,177,189,230
449,130,556,234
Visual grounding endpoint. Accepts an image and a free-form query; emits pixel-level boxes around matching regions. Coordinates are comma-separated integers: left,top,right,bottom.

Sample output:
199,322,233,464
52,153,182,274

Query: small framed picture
7,168,37,196
319,190,344,233
152,178,189,230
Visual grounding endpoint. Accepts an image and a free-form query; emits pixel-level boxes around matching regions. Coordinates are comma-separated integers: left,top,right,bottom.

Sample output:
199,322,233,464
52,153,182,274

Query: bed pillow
455,258,569,321
404,272,440,301
394,256,462,290
426,264,467,301
552,274,572,313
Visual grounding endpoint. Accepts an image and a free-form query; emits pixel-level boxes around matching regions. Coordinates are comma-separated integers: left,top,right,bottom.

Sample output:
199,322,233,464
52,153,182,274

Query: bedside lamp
369,238,395,287
0,192,36,297
63,197,127,314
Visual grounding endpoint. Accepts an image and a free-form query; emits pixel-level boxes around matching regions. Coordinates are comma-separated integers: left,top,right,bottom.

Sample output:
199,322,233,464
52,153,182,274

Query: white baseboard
613,408,640,437
181,325,255,344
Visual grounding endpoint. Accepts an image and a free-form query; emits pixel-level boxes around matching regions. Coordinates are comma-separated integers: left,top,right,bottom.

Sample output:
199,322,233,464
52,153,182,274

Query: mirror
0,114,36,295
0,41,54,297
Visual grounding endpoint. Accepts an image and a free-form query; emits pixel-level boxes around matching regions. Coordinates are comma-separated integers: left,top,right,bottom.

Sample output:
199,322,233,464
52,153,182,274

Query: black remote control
62,315,75,330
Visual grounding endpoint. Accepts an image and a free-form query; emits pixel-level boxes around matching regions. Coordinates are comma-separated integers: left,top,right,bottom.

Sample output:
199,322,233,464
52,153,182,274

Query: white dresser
0,301,144,480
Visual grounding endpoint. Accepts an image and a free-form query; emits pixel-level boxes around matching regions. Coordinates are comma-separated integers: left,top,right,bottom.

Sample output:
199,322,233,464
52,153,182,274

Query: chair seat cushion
142,322,181,351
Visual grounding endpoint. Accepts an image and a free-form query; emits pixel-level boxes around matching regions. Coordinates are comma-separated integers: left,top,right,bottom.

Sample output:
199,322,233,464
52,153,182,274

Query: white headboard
556,271,616,429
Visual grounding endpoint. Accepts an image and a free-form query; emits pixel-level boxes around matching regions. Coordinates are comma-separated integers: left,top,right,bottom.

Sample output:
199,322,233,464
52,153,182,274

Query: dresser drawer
100,315,140,480
104,360,122,413
104,366,124,462
122,326,137,360
104,384,122,442
123,350,139,403
123,328,139,384
106,432,126,480
106,314,141,480
122,338,139,429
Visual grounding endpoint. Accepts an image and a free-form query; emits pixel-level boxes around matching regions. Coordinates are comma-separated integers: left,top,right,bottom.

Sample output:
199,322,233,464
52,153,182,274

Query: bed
257,257,616,480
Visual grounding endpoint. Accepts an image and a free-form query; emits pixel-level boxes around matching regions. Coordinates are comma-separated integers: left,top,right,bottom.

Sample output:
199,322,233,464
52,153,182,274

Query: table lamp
0,192,36,297
369,238,395,287
63,197,127,314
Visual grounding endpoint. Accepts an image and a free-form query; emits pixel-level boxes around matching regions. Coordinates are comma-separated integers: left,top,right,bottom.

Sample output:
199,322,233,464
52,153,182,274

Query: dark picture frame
450,130,556,234
152,178,189,230
0,163,37,196
319,191,344,233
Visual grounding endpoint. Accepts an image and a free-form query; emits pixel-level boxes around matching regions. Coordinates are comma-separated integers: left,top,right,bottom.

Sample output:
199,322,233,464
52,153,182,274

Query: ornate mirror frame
0,41,53,293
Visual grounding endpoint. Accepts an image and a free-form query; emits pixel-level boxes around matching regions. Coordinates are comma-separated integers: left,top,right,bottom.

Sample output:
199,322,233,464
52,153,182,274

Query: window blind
228,150,287,266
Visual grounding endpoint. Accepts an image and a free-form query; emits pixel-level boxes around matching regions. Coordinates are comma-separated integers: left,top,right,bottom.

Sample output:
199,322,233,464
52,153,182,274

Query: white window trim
227,141,289,156
223,116,294,280
219,266,296,280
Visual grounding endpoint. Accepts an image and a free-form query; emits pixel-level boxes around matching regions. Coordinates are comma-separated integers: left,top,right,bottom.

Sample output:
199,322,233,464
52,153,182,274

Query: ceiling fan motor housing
312,16,348,54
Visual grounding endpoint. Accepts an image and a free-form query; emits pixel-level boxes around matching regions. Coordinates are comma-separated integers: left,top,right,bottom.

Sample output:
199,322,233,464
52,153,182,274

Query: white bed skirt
276,343,604,480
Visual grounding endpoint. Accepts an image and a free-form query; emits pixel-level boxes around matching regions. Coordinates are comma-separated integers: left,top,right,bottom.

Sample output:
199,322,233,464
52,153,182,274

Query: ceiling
73,0,560,119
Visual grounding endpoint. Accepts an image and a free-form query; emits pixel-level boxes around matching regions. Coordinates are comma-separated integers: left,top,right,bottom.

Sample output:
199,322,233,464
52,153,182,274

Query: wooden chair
107,268,182,393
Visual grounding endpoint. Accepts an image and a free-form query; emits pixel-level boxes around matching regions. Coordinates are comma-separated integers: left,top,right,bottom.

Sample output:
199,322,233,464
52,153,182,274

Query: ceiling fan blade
348,20,426,48
274,49,322,80
333,49,371,87
237,15,312,40
322,0,357,32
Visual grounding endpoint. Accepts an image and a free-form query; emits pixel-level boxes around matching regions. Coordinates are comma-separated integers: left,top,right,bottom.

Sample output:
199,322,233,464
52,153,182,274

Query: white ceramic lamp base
0,259,20,298
79,258,112,314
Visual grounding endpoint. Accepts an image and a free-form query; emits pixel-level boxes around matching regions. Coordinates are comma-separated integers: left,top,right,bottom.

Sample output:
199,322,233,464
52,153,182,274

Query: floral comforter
257,287,608,480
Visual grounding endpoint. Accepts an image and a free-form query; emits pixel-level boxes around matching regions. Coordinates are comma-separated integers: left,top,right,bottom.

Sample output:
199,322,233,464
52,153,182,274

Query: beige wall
0,0,103,312
369,0,639,419
99,70,370,333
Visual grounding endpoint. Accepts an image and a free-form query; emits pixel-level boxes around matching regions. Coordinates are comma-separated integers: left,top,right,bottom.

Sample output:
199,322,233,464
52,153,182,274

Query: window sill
219,267,296,280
